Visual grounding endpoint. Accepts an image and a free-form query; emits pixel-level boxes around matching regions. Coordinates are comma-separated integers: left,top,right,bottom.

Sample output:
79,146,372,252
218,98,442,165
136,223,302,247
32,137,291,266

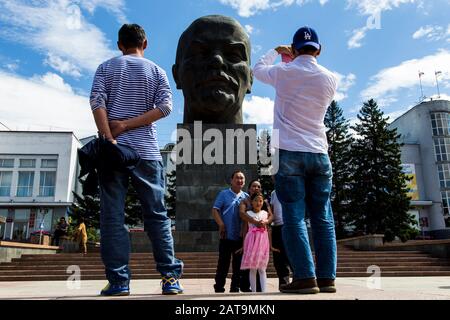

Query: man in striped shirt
90,24,183,296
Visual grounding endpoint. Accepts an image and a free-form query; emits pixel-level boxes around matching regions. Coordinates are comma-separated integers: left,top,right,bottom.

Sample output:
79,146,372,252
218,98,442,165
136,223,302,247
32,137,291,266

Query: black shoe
214,285,225,293
317,279,336,293
230,287,240,293
278,276,290,292
280,278,320,294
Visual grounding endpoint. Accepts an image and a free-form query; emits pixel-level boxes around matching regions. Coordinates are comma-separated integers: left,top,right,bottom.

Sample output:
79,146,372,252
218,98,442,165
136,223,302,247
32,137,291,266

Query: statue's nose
210,52,225,68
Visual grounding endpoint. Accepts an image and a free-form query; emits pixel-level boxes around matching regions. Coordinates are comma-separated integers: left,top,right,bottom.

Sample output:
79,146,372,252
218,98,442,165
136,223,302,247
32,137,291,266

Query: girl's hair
250,192,264,201
247,179,261,191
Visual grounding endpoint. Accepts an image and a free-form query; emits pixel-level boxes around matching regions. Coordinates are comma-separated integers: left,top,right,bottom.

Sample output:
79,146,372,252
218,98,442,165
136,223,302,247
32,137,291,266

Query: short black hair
247,179,261,191
118,24,147,49
296,45,320,55
231,170,244,180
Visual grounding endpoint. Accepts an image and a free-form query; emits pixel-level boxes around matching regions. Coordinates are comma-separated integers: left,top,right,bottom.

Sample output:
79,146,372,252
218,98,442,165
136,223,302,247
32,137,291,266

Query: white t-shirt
270,191,283,226
246,210,269,228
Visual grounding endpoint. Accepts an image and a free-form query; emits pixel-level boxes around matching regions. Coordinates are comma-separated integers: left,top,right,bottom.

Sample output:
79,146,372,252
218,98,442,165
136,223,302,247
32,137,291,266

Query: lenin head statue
173,15,253,124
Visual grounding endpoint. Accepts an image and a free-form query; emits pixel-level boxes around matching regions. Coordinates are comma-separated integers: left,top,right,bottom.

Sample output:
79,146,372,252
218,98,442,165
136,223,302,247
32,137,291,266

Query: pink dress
241,210,270,270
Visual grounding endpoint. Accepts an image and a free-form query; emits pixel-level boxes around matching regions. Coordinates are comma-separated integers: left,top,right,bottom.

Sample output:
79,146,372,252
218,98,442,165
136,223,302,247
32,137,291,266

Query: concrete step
2,260,449,270
10,254,432,264
3,265,450,276
18,251,429,258
3,270,450,282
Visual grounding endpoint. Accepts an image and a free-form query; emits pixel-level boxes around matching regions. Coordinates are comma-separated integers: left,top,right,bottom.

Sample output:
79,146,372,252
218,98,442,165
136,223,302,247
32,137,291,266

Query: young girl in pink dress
240,192,270,292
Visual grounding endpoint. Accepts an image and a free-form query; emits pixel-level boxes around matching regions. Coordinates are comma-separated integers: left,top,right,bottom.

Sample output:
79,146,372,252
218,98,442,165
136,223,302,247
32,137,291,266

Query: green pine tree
257,129,274,198
165,170,176,220
324,100,353,239
70,180,143,230
349,99,417,241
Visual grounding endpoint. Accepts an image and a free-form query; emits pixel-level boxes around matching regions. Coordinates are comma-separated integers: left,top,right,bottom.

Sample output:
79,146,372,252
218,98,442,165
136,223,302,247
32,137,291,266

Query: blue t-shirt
213,188,249,241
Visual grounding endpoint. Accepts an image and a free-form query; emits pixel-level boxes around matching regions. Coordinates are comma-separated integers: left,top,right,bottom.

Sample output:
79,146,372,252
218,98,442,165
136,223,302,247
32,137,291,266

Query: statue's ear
172,64,181,89
246,69,253,94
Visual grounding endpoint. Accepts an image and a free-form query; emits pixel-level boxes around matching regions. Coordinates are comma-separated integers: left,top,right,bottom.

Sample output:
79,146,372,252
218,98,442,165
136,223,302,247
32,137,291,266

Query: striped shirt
90,54,173,161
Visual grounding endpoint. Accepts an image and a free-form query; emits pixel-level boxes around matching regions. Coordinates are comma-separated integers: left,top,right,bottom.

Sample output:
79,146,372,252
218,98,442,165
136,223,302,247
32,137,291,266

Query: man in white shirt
253,26,338,294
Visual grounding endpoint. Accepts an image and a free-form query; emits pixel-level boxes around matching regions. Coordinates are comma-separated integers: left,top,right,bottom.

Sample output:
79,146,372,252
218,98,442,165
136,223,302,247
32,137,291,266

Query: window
39,172,56,197
434,138,450,162
41,159,57,168
438,164,450,188
0,172,12,197
431,113,450,136
0,159,14,168
16,172,34,197
19,159,36,168
442,191,450,216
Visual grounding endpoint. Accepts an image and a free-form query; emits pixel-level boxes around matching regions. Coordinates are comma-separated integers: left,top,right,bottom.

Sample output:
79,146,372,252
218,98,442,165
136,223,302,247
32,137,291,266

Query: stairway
1,246,450,281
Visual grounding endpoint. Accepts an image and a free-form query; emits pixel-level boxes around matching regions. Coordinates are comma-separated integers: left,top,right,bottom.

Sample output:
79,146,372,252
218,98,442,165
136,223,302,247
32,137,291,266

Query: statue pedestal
174,123,258,252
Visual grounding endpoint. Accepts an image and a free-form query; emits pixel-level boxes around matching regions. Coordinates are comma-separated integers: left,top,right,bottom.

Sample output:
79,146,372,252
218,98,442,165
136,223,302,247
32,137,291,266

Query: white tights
249,268,267,292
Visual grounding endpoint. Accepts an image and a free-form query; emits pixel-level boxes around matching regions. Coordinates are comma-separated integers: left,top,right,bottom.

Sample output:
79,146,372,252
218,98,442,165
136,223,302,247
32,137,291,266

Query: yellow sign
402,164,419,200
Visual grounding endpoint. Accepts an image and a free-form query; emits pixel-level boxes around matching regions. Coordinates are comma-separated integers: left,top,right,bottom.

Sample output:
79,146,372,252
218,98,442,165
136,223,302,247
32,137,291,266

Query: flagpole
419,71,425,101
435,71,442,99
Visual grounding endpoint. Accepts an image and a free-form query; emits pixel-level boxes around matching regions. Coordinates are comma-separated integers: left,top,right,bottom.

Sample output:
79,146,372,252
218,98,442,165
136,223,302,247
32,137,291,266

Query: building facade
389,99,450,239
0,131,82,242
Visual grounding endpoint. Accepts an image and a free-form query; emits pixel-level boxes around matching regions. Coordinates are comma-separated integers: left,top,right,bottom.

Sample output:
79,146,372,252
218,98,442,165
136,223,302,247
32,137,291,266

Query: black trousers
214,239,248,291
272,225,291,285
52,230,66,246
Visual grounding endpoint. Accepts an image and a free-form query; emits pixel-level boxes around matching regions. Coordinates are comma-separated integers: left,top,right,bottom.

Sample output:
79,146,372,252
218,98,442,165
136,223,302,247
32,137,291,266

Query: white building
389,99,450,238
0,131,82,241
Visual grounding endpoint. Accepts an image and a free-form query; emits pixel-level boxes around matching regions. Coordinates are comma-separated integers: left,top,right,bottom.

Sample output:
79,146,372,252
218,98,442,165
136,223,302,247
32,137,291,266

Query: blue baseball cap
292,26,320,51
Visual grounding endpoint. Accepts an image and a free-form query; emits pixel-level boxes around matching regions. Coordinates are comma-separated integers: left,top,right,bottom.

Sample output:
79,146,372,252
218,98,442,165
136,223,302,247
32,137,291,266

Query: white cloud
219,0,327,17
0,71,96,138
361,49,450,106
252,45,263,54
333,72,357,101
44,53,82,78
79,0,127,23
243,96,274,124
346,0,422,49
245,24,254,35
0,0,124,77
413,24,450,42
32,72,74,93
348,26,369,49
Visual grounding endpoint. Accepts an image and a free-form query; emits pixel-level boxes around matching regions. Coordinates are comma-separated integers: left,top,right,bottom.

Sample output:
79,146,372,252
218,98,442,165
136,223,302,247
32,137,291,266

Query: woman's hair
78,217,85,223
250,192,264,201
247,179,261,191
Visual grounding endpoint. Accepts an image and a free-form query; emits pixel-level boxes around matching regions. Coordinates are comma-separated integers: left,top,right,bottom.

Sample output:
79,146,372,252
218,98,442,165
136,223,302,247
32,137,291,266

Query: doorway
12,221,28,242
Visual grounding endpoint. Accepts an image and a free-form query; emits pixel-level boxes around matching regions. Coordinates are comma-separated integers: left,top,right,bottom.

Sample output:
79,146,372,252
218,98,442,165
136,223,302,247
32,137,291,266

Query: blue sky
0,0,449,147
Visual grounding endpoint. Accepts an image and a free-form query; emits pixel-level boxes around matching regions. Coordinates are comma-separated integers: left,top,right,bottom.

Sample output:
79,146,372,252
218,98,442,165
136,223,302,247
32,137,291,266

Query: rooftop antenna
418,71,425,102
435,70,442,99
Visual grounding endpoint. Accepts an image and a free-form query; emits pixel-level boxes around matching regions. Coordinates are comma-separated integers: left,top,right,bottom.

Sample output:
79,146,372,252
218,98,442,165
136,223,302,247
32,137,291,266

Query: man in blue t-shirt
212,170,249,293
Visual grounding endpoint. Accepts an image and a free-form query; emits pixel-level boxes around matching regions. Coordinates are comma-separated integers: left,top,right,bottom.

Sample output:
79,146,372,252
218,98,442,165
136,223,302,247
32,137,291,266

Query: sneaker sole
319,286,337,293
162,289,184,295
100,291,130,296
281,287,320,294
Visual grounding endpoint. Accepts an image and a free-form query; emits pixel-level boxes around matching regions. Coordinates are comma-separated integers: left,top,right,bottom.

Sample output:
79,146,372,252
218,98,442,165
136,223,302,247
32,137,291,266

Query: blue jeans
275,149,337,280
98,160,183,285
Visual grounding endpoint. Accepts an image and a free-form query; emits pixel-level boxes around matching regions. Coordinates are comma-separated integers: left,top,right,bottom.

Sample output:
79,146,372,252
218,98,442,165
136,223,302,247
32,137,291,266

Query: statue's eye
185,42,210,60
224,45,247,63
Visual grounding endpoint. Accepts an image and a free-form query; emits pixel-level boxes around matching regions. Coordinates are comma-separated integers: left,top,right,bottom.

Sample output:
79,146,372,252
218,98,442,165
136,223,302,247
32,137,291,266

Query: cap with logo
292,26,320,51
